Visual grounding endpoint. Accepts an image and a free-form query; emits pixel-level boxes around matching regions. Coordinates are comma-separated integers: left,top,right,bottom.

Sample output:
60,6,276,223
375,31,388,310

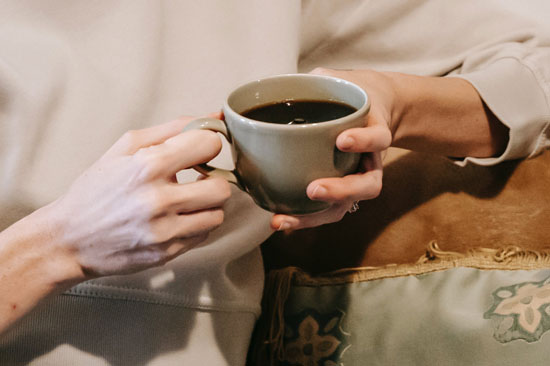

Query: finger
132,129,223,179
309,67,349,77
107,117,197,157
164,129,224,175
173,208,226,238
270,202,349,231
117,233,209,271
158,232,209,258
306,152,383,202
162,178,231,215
140,178,231,219
363,150,383,172
207,111,224,120
146,208,225,244
336,118,392,153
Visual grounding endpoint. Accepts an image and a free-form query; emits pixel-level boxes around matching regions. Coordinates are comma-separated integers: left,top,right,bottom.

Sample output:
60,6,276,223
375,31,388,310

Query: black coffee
242,100,357,124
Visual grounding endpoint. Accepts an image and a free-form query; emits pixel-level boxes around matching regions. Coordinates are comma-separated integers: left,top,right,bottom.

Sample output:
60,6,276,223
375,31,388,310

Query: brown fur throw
262,149,550,274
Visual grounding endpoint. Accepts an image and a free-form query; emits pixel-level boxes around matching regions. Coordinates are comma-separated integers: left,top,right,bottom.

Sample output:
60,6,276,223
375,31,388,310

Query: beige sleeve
298,1,550,166
450,34,550,166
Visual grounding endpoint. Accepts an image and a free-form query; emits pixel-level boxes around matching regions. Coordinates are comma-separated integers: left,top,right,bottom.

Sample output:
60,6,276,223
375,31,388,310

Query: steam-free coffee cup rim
223,73,370,130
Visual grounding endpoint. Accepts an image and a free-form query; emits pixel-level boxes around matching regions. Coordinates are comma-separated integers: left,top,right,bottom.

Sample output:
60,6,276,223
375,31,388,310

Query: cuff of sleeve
451,57,550,167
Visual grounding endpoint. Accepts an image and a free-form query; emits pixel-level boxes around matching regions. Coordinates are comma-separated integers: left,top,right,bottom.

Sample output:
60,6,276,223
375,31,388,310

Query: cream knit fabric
1,1,549,365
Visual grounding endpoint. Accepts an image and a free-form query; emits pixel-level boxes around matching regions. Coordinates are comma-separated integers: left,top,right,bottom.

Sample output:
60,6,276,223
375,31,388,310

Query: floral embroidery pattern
485,276,550,343
282,309,348,366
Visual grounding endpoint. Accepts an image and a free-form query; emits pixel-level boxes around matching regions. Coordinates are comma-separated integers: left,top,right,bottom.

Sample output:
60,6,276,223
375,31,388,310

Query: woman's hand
270,66,509,231
271,68,396,231
47,117,231,277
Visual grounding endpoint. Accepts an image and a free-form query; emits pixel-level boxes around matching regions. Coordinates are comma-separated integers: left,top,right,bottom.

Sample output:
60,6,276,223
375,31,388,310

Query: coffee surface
242,100,357,124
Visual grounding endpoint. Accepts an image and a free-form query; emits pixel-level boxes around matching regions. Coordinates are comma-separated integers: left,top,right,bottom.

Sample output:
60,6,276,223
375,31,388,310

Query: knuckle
132,149,162,181
139,186,169,218
118,130,141,151
382,128,393,145
164,242,188,257
209,209,225,228
142,227,166,245
331,189,352,202
183,130,222,158
140,224,158,244
177,210,225,238
365,178,382,199
330,207,347,222
352,132,376,152
154,227,175,245
209,178,232,201
338,206,349,220
372,184,382,199
200,130,223,151
359,134,375,150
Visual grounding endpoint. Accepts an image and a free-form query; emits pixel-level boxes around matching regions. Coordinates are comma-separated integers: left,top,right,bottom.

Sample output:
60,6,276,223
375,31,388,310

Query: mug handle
182,117,242,189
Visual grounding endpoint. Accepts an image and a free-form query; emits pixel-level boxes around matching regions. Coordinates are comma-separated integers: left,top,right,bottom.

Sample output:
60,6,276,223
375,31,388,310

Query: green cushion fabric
249,246,550,365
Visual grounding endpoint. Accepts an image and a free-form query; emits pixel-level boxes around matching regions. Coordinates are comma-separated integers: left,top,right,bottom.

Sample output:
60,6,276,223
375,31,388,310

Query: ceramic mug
183,74,370,215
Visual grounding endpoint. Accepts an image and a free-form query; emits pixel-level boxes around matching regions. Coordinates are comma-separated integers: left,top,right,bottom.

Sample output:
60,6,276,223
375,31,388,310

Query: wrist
381,72,508,157
33,201,87,285
381,71,418,147
1,202,86,290
0,203,86,332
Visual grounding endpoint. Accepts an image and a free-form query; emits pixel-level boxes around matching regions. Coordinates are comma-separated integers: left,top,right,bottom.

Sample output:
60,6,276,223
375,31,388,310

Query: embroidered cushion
250,247,550,365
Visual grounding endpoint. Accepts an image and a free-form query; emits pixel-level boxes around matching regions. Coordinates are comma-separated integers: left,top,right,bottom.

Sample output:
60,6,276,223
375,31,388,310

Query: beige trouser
0,295,257,366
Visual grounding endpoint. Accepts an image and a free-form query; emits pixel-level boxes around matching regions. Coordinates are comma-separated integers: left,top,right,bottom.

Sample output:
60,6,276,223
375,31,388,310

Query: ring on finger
348,201,360,214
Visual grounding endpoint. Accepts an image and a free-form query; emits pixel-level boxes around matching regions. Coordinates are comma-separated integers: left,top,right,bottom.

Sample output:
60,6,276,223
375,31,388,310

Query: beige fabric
2,295,256,366
0,1,299,364
299,0,550,165
1,0,550,365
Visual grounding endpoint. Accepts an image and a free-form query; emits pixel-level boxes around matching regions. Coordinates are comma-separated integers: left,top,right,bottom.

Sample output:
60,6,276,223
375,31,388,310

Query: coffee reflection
242,100,357,125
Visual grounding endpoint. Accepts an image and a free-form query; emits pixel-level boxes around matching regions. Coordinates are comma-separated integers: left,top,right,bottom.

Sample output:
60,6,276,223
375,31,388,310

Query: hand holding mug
45,117,231,277
184,73,371,218
271,68,395,230
271,66,513,230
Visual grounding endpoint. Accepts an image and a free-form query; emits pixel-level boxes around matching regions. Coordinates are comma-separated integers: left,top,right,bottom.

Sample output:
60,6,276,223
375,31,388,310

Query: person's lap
0,294,256,366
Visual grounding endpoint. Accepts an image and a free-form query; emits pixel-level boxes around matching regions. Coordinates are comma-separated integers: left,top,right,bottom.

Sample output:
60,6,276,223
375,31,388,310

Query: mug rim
223,73,370,130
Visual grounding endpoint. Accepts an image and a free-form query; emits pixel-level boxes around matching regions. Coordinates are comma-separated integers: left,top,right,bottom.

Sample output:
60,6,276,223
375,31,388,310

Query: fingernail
340,136,354,149
311,185,328,198
277,222,291,231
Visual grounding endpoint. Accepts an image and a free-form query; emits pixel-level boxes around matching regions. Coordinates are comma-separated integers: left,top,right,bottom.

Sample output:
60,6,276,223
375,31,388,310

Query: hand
271,68,395,231
45,117,231,277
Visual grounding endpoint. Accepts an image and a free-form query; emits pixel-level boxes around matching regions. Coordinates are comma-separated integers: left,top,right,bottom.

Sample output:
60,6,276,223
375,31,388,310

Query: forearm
388,72,509,158
0,203,84,334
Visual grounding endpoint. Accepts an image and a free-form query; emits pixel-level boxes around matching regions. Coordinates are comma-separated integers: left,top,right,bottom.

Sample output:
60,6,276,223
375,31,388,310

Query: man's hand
0,116,231,333
47,117,231,276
